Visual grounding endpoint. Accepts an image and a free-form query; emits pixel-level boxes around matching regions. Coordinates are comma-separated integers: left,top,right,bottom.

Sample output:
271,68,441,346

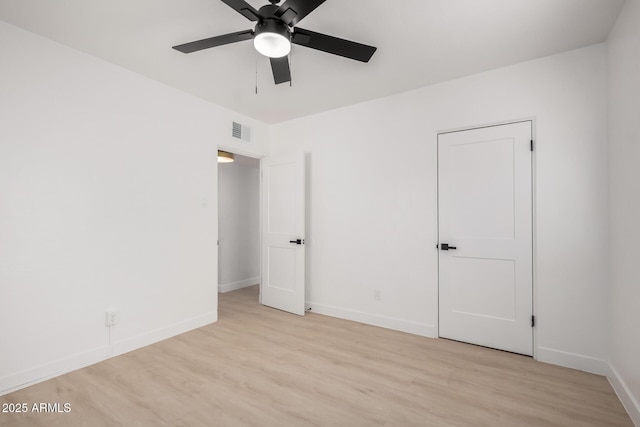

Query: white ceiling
0,0,625,124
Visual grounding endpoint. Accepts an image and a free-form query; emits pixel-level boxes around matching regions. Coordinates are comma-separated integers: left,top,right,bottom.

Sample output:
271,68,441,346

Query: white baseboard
219,277,259,293
307,301,437,338
0,310,217,397
0,345,108,397
113,310,217,357
608,364,640,426
536,346,609,375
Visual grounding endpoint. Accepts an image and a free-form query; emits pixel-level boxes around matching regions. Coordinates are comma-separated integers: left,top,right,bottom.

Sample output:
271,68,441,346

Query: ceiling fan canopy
172,0,377,85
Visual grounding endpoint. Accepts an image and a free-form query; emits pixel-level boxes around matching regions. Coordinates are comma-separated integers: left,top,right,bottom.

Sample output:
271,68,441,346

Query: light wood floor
0,285,633,426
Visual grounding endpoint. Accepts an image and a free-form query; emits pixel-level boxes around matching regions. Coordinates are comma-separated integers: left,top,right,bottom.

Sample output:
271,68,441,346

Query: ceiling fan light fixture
218,150,234,163
173,0,378,85
253,20,291,58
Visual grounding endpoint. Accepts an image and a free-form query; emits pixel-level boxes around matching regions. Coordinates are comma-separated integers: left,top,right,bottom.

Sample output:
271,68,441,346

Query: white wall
218,157,260,293
607,0,640,423
0,21,268,395
271,44,610,373
1,12,631,413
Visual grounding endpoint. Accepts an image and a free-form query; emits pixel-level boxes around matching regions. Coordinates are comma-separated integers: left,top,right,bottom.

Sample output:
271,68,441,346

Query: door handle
439,243,457,251
289,239,304,245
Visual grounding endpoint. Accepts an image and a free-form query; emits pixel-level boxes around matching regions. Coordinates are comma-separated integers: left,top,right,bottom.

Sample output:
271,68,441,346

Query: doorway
217,152,260,298
217,149,307,315
437,121,534,356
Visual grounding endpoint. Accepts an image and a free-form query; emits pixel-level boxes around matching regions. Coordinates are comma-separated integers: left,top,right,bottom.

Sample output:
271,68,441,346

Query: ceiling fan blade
292,28,377,62
275,0,327,26
173,30,254,53
220,0,262,21
270,56,291,85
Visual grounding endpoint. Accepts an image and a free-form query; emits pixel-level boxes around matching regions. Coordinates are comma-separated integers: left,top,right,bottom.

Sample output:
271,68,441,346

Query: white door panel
267,246,297,291
450,257,516,321
447,137,516,240
261,152,305,315
438,121,533,356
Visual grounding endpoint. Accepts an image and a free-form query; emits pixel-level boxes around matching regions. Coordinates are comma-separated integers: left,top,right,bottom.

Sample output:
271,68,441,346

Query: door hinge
531,315,535,327
530,140,534,151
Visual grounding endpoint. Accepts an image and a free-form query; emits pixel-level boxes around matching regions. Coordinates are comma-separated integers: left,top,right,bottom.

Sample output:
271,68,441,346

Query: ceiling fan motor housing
256,4,291,32
254,18,291,40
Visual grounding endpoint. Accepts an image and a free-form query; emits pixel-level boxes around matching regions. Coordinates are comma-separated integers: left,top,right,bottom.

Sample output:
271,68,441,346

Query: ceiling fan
172,0,377,85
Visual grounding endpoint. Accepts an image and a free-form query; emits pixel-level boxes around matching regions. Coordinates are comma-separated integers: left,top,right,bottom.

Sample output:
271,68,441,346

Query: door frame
435,118,538,359
216,145,265,304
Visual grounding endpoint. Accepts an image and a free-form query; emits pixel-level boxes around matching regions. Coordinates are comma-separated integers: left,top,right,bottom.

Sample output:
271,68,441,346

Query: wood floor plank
0,285,633,426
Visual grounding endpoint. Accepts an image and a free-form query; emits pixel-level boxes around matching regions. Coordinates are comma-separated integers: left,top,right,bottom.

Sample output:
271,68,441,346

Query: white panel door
438,121,533,355
261,152,305,315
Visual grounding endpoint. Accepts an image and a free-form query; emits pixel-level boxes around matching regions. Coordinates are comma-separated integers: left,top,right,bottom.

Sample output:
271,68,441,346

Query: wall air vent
232,121,242,139
232,121,251,142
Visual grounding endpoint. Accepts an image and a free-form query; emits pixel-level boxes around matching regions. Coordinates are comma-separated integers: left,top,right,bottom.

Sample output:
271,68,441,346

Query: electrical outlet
374,289,381,301
105,310,119,326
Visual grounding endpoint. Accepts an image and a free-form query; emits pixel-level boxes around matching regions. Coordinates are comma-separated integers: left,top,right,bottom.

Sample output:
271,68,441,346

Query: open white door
261,152,306,315
438,121,533,356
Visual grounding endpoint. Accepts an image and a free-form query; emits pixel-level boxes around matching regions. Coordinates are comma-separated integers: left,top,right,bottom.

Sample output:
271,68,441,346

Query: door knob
439,243,457,251
289,239,304,245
